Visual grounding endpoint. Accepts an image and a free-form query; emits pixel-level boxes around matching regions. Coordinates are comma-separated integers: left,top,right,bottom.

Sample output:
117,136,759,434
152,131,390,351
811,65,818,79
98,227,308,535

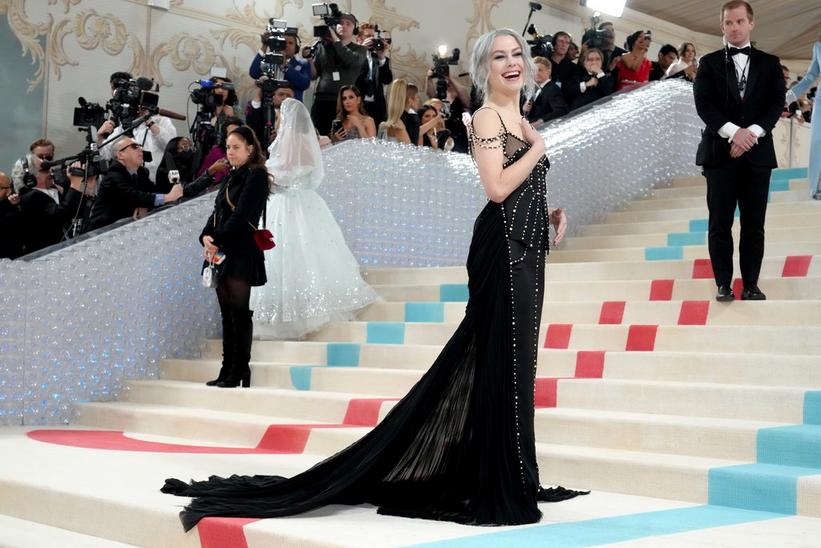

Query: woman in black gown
163,29,586,530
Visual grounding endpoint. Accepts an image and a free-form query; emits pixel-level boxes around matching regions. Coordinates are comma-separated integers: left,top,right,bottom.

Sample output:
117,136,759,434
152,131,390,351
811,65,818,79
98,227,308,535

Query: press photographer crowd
0,2,815,260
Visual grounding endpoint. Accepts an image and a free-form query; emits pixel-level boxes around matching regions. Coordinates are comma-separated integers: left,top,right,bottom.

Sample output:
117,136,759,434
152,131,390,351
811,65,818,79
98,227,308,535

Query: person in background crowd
249,30,310,102
156,137,197,193
197,116,244,183
0,171,24,259
356,22,393,125
307,11,367,135
425,70,472,153
416,104,453,150
402,82,423,146
612,31,653,91
594,22,626,73
666,42,698,81
89,136,183,230
568,47,615,110
567,41,580,63
522,56,569,127
785,38,820,198
330,85,377,143
549,31,577,93
246,84,295,149
209,77,240,142
650,44,679,81
380,78,411,143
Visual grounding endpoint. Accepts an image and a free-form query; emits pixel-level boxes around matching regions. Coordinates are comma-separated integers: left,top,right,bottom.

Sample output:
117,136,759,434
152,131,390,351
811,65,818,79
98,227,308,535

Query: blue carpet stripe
689,219,709,232
758,425,821,469
325,343,360,367
405,302,445,323
769,179,791,192
406,505,783,547
366,322,405,344
440,284,469,302
645,246,683,261
708,464,820,514
804,391,821,425
289,366,316,390
771,167,808,180
668,232,705,246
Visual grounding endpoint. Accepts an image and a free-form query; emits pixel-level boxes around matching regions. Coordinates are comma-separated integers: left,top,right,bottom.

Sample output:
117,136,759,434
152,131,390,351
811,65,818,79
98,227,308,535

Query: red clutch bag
253,228,276,251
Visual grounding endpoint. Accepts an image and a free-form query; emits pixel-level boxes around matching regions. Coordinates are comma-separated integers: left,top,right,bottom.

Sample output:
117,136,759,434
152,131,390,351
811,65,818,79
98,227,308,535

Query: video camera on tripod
431,45,460,117
526,25,553,58
190,78,235,114
312,2,344,39
258,18,295,92
108,76,160,127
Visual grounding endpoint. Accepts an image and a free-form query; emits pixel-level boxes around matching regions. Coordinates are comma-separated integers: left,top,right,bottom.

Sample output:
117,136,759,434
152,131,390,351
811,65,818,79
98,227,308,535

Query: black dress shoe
716,285,735,302
741,285,766,300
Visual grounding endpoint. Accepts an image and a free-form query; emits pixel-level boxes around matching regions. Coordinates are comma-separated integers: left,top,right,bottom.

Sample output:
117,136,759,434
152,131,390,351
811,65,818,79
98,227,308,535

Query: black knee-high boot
217,309,253,388
206,305,234,386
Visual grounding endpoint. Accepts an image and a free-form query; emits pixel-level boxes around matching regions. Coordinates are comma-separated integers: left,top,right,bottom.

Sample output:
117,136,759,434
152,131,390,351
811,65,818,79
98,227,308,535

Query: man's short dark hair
659,44,678,57
110,71,133,85
720,0,754,21
29,138,55,152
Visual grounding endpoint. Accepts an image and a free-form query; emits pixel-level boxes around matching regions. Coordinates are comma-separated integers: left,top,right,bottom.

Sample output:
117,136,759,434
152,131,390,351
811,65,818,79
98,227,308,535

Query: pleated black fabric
162,118,587,531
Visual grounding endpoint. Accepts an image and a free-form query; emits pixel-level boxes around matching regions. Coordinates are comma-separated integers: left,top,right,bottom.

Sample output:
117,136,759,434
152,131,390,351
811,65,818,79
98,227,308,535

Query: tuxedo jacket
356,55,393,124
693,47,785,168
523,82,569,124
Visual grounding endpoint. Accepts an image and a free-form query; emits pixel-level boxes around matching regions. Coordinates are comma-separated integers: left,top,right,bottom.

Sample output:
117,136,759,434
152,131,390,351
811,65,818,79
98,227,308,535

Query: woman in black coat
200,125,271,388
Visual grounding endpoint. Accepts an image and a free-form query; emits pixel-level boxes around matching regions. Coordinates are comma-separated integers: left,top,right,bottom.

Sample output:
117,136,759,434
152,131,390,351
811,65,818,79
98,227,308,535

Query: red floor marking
678,301,710,325
255,424,351,452
732,278,744,300
625,325,658,351
692,259,714,279
574,351,607,378
544,324,573,349
343,399,398,426
198,517,258,548
649,279,675,301
783,255,812,277
535,378,560,407
599,301,626,324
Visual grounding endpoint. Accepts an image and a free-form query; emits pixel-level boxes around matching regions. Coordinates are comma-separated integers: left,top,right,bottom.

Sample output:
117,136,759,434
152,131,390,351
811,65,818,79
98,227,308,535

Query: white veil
266,98,325,190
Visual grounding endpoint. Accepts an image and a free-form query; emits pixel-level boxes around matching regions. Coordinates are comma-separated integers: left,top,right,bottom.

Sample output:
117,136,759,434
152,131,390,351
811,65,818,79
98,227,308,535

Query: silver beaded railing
0,79,702,425
319,79,702,267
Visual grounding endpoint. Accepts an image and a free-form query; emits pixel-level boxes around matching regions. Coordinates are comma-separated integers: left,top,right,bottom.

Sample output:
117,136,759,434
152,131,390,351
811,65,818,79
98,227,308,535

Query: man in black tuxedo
522,56,569,128
356,23,393,125
693,0,786,302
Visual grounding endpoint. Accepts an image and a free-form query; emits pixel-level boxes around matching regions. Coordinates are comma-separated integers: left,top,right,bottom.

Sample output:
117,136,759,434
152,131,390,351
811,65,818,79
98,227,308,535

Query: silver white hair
469,28,536,103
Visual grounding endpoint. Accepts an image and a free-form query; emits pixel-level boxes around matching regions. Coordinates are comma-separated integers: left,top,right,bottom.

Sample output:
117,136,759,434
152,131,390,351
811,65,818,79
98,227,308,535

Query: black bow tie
729,46,751,57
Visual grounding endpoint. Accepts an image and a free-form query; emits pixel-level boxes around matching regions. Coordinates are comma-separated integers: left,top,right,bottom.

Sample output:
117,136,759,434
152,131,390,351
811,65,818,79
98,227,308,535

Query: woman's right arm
471,109,545,203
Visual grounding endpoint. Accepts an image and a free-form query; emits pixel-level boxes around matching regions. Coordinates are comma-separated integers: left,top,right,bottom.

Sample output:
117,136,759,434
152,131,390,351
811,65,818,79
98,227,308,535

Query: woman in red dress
612,31,653,91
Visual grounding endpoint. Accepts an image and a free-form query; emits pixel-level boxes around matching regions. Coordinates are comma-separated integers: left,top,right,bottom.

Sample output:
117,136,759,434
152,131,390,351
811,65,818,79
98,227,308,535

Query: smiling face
721,5,755,47
488,34,525,97
225,133,253,167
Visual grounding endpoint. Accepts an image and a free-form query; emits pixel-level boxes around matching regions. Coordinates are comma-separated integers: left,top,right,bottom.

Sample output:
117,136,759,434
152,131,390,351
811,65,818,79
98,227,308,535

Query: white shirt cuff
748,124,765,138
579,82,587,93
718,122,741,142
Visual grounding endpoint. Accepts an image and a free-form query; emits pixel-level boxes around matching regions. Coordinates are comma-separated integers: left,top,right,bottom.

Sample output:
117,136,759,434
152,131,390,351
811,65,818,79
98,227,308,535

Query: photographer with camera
305,6,367,135
96,72,177,183
583,22,626,74
612,31,653,91
249,29,310,102
246,84,295,149
424,58,471,153
355,22,393,124
0,171,24,259
89,136,183,231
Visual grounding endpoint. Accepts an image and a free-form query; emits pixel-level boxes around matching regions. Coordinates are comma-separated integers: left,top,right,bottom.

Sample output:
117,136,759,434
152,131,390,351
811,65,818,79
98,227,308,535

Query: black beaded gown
162,108,587,531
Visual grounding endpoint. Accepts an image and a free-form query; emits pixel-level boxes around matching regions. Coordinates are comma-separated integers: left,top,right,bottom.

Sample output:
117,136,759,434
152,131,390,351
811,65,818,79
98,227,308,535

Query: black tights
216,275,251,311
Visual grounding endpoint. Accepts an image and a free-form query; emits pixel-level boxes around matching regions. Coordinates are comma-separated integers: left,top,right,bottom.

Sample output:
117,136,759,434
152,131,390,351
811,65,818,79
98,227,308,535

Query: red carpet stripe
678,301,710,325
535,378,561,407
649,279,675,301
343,399,398,426
574,351,606,378
599,301,626,324
625,325,658,351
198,517,258,548
732,278,744,300
544,324,573,349
692,258,714,279
782,255,812,277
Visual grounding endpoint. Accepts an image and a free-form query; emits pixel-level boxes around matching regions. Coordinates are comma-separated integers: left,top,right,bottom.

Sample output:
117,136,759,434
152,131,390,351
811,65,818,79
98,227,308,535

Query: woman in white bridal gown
250,98,378,339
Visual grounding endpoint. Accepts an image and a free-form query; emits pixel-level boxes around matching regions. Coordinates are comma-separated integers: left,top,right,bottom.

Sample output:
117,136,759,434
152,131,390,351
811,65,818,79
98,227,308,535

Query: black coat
0,200,25,258
246,105,278,150
18,187,83,254
200,165,269,286
523,82,569,123
356,54,393,124
89,161,160,230
694,48,786,168
567,68,616,110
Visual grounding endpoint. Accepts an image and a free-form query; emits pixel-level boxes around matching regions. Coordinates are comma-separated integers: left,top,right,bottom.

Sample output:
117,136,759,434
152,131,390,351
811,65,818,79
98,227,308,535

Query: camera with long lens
258,18,295,92
73,97,107,128
312,2,342,39
189,78,234,114
431,46,460,117
107,77,159,127
370,24,391,52
526,25,553,57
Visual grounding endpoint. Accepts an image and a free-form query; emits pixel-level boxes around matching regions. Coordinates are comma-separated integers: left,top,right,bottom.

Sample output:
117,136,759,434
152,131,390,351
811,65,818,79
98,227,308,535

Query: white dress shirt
717,42,765,143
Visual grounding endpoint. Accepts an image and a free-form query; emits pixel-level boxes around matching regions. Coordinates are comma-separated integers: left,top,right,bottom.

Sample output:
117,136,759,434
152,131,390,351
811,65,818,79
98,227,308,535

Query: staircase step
582,212,821,237
0,514,136,548
605,201,819,223
625,189,808,212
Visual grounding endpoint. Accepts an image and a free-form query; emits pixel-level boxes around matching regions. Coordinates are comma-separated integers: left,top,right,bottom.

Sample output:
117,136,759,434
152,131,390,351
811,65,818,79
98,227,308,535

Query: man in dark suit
650,44,679,81
693,0,786,302
89,136,183,231
356,23,393,125
523,56,569,128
